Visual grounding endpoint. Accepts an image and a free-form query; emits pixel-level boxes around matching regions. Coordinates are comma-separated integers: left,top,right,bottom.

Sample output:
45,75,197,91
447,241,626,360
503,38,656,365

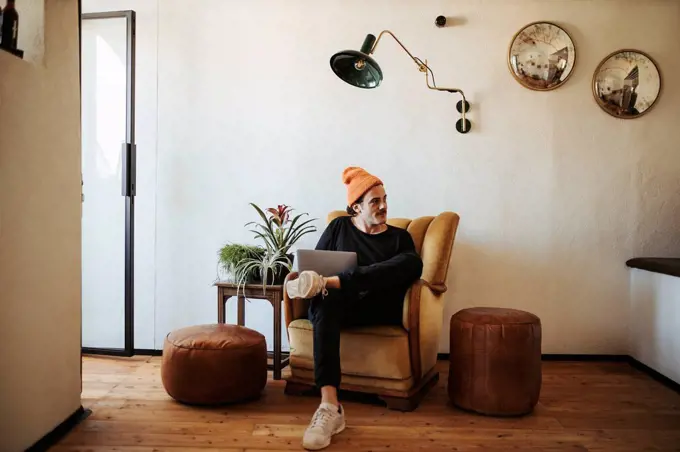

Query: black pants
308,252,422,388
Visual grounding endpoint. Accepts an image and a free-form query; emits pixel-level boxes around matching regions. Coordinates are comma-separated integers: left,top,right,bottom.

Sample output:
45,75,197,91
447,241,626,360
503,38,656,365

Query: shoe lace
318,276,329,298
310,407,333,430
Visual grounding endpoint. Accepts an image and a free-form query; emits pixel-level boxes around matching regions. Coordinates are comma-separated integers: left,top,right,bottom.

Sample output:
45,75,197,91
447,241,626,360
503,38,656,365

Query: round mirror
508,21,576,91
592,49,661,119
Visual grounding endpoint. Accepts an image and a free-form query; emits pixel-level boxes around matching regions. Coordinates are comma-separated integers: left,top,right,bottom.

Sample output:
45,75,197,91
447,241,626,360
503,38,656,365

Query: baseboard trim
82,347,132,357
134,348,162,356
541,354,630,362
26,405,91,452
83,348,163,356
437,353,629,362
628,357,680,394
436,353,678,393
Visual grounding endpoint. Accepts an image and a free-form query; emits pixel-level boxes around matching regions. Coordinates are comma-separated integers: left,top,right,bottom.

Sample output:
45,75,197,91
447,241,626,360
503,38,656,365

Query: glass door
80,10,136,356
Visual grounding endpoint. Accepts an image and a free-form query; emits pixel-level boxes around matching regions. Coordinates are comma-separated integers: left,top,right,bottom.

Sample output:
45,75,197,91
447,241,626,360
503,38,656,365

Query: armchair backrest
326,211,460,290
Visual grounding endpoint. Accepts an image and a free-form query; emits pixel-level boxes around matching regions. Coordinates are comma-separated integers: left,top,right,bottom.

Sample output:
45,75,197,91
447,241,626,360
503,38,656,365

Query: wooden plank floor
51,356,680,451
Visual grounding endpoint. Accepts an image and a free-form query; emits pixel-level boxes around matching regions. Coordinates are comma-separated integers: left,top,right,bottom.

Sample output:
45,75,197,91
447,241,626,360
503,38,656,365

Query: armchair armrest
422,280,447,295
402,279,446,381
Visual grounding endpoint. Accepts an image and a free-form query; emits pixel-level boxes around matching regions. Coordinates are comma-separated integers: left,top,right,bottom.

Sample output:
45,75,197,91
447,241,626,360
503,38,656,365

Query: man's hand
323,276,341,290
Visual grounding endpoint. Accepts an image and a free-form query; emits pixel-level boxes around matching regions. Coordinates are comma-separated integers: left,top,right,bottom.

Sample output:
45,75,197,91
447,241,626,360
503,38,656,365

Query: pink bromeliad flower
266,204,291,227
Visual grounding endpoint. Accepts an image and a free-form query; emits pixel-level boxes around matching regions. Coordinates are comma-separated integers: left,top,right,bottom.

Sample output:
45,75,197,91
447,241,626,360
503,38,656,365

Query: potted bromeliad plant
233,203,317,293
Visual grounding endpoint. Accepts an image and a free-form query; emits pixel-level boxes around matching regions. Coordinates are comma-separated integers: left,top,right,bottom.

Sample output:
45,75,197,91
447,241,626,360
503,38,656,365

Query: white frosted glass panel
81,17,128,349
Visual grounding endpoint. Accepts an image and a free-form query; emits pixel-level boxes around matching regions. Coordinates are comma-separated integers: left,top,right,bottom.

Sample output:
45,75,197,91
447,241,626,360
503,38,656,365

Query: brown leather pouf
448,307,542,416
161,324,267,405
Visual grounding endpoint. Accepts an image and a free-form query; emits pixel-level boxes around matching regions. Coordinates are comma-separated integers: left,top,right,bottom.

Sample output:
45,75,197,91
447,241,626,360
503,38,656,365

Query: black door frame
80,9,137,357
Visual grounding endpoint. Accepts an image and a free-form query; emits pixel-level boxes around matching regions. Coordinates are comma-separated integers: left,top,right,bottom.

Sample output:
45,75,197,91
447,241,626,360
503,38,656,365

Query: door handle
121,142,136,197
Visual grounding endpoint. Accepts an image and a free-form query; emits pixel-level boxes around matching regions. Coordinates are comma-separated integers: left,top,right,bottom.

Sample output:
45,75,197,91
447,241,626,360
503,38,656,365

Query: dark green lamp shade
330,34,383,89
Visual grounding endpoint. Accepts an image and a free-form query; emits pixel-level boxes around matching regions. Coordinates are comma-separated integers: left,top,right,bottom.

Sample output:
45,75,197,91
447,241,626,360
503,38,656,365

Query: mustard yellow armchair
283,210,460,411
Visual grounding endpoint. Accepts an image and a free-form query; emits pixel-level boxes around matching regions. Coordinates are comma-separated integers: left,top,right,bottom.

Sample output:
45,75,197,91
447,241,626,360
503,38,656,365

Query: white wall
630,269,680,384
84,0,680,355
0,1,82,450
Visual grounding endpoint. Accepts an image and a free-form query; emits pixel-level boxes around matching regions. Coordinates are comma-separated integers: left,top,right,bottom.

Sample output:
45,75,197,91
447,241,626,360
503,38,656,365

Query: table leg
217,287,225,323
237,295,245,326
272,293,282,380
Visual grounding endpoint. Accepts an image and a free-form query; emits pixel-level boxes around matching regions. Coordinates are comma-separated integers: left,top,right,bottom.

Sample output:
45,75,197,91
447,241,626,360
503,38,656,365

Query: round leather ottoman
161,324,267,405
448,307,542,416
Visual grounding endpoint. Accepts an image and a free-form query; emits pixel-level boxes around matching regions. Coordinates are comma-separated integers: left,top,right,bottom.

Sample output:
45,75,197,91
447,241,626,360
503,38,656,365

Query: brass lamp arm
369,30,466,99
369,30,422,71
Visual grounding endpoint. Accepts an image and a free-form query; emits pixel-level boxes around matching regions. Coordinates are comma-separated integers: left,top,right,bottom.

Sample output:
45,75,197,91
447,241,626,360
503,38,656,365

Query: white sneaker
302,402,346,450
286,270,327,299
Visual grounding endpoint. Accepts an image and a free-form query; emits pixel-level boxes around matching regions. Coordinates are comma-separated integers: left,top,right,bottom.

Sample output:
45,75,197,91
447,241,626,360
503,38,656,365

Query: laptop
294,249,357,276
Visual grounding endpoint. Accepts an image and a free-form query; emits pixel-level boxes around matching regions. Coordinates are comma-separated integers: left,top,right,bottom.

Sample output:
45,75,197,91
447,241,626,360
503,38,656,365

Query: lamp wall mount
456,118,471,134
330,30,471,134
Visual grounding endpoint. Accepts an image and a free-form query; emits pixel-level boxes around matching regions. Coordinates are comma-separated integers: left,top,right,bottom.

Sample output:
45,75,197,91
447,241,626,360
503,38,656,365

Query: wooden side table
214,282,288,380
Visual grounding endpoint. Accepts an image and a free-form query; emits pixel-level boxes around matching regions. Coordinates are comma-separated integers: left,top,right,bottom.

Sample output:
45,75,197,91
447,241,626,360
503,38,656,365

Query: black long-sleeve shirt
315,216,423,297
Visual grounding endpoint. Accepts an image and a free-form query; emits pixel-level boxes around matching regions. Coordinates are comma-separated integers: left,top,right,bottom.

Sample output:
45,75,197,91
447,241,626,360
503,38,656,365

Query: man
286,166,423,450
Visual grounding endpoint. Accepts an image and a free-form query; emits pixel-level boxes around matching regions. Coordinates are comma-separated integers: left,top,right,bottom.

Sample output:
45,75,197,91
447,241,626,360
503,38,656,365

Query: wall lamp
330,30,471,133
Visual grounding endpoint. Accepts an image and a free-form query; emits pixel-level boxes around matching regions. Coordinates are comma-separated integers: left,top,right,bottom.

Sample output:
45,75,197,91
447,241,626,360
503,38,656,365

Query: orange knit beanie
342,166,383,206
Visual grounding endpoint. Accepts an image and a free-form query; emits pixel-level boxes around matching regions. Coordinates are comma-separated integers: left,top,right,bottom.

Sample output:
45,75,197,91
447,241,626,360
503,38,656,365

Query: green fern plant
217,243,265,282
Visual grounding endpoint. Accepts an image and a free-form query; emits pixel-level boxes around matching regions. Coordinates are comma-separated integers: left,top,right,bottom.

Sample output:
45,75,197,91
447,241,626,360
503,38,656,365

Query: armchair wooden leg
379,370,439,412
284,381,318,397
380,395,419,412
